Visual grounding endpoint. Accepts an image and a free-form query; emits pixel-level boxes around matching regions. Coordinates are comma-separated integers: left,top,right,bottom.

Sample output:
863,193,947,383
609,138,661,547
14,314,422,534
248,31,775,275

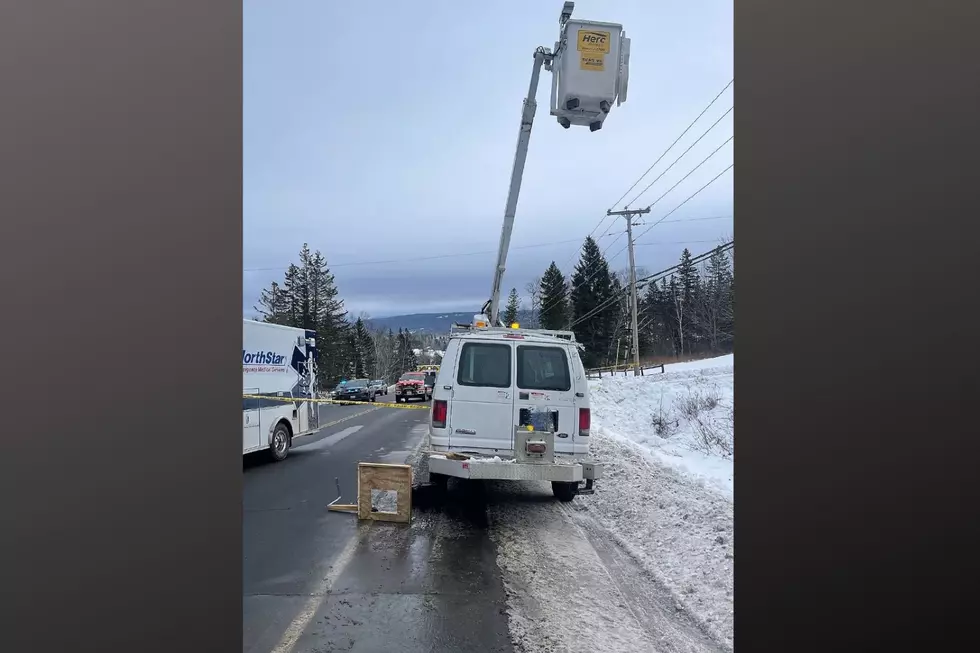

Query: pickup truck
395,372,428,403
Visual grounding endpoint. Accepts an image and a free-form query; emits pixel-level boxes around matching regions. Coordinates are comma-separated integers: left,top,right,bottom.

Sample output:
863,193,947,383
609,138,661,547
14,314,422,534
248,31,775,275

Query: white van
426,320,602,501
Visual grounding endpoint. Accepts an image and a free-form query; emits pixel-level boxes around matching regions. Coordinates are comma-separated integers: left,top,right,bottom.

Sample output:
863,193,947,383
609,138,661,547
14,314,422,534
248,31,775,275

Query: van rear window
457,342,511,388
517,346,571,392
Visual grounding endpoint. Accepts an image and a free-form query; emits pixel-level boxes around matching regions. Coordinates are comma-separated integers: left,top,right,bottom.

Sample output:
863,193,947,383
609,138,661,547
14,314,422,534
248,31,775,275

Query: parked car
335,379,375,402
369,379,388,396
395,372,428,403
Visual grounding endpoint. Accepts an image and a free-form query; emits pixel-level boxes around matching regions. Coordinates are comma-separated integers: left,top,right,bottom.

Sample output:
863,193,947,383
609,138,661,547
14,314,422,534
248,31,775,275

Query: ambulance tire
269,422,291,462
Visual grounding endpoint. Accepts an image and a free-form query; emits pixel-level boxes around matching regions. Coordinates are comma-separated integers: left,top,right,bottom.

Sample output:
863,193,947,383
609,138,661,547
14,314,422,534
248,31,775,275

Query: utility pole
607,206,650,376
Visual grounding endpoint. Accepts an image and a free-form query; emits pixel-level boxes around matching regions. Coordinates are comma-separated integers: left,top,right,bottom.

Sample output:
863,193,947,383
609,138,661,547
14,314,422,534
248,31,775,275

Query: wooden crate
356,462,412,524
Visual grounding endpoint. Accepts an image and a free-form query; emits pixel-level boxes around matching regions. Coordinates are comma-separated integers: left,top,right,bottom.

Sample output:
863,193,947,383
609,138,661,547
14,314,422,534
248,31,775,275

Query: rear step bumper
428,454,603,484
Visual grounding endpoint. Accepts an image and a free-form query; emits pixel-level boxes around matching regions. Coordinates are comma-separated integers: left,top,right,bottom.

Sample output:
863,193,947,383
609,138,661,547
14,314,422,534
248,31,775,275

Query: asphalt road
243,395,513,653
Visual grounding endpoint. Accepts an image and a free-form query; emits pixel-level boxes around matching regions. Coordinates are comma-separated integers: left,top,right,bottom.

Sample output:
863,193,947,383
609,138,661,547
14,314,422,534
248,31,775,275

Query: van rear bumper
428,454,602,483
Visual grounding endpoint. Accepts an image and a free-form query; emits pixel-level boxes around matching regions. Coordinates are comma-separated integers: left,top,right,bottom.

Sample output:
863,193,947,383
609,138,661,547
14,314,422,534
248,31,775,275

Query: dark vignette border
736,0,978,650
3,1,979,652
1,2,242,652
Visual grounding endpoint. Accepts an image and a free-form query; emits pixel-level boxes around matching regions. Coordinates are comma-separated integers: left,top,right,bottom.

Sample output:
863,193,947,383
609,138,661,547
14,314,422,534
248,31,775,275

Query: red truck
395,371,429,403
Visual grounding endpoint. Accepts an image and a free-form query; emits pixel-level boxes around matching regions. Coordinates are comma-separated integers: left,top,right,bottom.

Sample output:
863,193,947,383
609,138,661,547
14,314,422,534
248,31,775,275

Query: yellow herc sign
577,29,611,54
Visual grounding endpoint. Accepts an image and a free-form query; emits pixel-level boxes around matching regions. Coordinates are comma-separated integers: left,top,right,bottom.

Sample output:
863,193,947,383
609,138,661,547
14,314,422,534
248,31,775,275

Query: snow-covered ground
488,353,735,652
589,354,734,498
581,354,735,648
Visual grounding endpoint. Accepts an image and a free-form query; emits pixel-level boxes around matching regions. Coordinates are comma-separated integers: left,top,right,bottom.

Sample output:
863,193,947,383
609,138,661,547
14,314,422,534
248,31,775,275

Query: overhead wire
536,152,734,322
564,241,734,330
243,215,731,274
553,79,734,282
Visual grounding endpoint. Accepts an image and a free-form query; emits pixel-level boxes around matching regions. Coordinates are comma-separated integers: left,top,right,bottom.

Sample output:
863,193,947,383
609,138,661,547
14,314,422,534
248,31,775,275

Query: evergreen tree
353,317,376,378
503,288,521,326
569,237,616,367
253,243,349,387
282,264,303,327
538,261,569,330
674,249,701,355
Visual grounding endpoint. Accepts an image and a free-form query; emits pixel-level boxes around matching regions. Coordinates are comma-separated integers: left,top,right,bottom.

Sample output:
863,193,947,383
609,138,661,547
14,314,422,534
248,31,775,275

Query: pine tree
639,277,671,357
538,262,569,330
305,248,348,385
353,317,376,378
254,243,349,387
570,237,616,367
503,288,521,326
282,264,303,328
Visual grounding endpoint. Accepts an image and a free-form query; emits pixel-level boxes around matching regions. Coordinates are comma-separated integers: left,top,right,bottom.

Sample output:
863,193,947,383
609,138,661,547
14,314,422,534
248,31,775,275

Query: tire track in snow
484,480,723,653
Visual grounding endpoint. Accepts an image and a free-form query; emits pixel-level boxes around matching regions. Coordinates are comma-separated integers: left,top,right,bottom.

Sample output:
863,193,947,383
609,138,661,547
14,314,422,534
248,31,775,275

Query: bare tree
371,328,400,382
670,278,687,356
695,246,734,353
524,277,541,328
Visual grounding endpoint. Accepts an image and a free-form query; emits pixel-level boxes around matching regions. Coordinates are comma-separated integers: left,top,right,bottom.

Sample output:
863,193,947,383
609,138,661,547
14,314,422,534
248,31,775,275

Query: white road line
269,529,362,653
301,425,363,451
269,418,426,653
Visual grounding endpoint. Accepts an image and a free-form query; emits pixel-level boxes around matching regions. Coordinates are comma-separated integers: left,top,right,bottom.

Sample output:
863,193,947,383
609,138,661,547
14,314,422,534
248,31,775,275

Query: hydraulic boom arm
486,47,552,326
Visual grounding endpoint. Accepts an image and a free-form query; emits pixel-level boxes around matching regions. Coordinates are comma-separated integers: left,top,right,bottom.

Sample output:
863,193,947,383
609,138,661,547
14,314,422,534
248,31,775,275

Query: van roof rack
450,323,577,342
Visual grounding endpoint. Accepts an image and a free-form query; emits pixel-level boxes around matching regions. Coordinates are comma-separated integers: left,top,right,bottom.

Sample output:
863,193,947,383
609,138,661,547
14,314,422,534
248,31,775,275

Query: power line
565,242,734,330
556,79,734,286
608,79,733,211
631,163,734,243
565,243,733,331
625,106,733,208
634,239,722,247
595,134,733,257
244,215,731,274
536,161,734,321
243,236,592,273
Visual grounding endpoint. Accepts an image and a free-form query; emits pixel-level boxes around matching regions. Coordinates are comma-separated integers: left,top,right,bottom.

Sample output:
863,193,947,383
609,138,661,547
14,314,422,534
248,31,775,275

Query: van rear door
512,342,577,455
446,339,515,452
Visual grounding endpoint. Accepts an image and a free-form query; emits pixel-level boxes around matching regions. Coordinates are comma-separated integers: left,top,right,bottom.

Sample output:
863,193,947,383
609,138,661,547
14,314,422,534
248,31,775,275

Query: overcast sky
243,0,733,318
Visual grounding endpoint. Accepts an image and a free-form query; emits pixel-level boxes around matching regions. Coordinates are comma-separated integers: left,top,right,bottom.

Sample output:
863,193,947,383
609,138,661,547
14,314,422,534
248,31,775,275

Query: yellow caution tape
242,393,430,410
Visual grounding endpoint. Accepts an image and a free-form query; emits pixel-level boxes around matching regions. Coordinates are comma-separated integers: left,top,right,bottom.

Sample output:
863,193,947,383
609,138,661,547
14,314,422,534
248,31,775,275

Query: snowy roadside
486,480,722,653
576,354,735,648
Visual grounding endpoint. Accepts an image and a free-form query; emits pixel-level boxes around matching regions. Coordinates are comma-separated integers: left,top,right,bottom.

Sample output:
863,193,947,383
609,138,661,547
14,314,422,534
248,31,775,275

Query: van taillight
432,400,448,428
578,408,590,436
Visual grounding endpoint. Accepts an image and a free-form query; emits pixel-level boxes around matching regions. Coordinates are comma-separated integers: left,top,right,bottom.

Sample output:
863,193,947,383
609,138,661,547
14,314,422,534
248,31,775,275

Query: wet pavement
287,482,512,653
243,401,513,653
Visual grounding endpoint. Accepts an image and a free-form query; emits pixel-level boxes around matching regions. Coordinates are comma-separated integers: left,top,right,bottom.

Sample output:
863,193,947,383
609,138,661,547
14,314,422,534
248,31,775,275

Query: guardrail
585,363,665,379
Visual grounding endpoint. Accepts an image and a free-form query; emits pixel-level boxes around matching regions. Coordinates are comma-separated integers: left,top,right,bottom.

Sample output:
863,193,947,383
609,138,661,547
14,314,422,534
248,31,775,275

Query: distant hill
366,309,535,334
365,312,472,334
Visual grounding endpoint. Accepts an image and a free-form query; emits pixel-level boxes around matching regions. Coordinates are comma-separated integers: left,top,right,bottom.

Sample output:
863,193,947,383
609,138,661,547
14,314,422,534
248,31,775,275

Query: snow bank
588,354,734,497
578,353,736,649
